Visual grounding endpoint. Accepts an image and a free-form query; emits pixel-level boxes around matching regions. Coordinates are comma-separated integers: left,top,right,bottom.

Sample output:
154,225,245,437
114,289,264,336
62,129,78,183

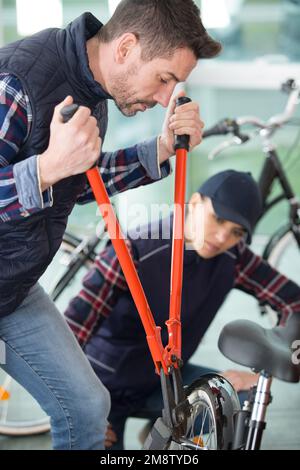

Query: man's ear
115,33,139,64
188,192,202,212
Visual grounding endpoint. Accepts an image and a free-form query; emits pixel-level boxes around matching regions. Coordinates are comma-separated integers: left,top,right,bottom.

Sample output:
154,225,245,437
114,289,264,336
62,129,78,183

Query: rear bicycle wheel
262,226,300,326
0,236,94,436
0,374,50,436
168,374,239,450
179,385,220,449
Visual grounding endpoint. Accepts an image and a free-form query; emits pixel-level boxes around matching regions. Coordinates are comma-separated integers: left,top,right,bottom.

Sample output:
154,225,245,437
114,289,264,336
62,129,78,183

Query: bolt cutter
61,97,192,449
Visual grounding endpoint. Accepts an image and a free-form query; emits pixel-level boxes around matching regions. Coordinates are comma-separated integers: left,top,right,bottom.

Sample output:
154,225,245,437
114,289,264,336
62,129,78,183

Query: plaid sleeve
76,139,171,204
64,239,138,346
0,73,53,222
234,241,300,324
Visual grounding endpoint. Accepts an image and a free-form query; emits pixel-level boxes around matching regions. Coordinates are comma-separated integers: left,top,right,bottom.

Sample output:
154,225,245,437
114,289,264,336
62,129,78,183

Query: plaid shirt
0,73,170,221
65,238,300,347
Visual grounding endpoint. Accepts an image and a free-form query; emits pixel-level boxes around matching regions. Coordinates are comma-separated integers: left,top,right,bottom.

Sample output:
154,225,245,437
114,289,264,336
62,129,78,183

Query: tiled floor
1,236,300,450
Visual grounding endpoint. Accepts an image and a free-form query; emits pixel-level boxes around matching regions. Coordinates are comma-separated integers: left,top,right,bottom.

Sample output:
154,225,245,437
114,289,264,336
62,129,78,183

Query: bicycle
143,309,300,450
1,83,300,445
201,78,300,326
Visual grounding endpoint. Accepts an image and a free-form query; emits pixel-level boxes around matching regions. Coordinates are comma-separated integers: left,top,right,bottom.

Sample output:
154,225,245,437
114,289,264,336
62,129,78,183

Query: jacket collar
57,12,113,106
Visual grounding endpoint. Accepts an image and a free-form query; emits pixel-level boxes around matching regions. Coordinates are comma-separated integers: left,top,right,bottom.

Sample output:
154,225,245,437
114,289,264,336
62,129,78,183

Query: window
199,0,300,62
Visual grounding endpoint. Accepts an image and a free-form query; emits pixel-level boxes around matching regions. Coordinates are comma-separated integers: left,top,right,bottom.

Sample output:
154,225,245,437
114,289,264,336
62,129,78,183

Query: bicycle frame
232,371,273,450
203,79,300,254
245,372,273,450
51,232,102,302
258,148,300,233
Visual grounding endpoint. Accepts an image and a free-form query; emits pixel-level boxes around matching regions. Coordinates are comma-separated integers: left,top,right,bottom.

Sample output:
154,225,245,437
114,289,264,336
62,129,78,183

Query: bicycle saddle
218,315,300,383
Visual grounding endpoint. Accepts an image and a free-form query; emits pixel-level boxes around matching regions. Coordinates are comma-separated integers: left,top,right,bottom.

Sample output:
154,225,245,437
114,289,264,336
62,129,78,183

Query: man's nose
153,85,175,108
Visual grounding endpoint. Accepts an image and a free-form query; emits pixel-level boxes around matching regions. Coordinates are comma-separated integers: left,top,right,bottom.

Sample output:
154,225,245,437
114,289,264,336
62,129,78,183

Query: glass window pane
199,0,300,62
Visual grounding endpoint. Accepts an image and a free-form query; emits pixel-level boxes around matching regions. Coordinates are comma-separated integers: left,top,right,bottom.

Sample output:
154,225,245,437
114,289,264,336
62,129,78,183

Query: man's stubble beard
109,66,156,117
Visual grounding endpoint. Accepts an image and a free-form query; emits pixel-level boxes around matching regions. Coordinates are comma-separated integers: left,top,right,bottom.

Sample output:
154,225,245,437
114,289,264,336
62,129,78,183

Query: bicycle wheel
168,374,239,450
262,226,300,326
40,234,94,311
0,236,94,436
0,373,50,436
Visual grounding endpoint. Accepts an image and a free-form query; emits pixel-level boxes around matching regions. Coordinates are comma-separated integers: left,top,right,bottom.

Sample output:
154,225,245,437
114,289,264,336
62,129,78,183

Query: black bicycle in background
203,78,300,325
0,79,299,440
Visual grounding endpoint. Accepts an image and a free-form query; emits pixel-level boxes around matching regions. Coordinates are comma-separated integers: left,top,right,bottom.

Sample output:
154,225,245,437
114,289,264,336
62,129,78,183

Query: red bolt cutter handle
86,166,167,374
166,96,191,366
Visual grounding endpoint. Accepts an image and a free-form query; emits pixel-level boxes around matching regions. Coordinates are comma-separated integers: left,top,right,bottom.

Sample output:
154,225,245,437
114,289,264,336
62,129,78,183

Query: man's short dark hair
98,0,221,61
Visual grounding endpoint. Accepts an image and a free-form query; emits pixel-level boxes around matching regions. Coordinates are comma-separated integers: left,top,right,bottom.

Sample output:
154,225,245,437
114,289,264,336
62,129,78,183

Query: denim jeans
108,363,249,450
0,284,110,450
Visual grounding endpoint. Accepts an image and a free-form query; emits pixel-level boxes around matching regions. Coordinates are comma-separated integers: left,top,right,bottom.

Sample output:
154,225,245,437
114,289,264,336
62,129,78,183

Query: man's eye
160,77,168,84
215,215,224,224
233,230,244,238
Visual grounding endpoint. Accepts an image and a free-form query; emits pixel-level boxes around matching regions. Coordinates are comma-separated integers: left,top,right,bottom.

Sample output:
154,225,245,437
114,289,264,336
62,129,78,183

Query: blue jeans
0,284,110,450
108,363,249,450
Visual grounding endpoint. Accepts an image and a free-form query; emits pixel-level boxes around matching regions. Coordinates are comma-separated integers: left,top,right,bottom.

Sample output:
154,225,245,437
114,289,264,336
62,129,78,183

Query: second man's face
185,195,246,258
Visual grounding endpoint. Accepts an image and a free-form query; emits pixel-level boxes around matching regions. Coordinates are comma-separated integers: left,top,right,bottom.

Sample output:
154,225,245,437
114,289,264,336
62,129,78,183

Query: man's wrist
13,155,52,210
158,135,173,164
38,151,57,192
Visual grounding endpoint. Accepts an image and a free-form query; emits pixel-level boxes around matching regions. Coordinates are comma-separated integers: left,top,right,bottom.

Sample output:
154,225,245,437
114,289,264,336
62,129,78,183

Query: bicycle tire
261,225,300,326
0,237,94,437
166,374,239,450
0,420,51,437
0,374,51,436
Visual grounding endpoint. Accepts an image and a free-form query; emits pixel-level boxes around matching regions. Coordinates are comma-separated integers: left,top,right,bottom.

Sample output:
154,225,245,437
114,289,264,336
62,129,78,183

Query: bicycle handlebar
203,78,300,159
